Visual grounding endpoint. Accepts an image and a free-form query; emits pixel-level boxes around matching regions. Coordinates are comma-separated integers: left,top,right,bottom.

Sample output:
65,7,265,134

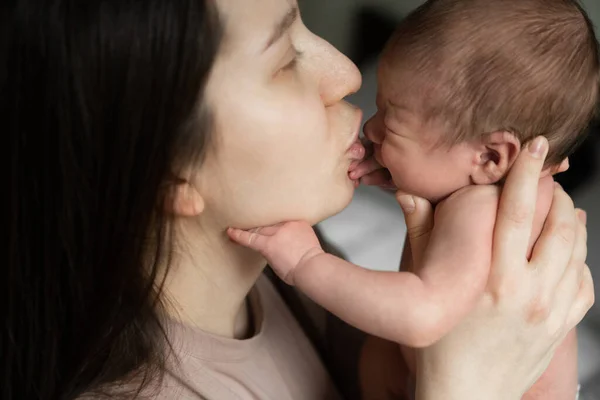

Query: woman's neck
162,219,267,339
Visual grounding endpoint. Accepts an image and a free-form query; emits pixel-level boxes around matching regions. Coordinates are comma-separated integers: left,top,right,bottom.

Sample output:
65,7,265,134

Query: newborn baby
230,0,599,398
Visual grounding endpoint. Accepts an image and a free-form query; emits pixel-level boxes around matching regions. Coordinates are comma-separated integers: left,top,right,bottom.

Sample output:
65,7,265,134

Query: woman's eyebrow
263,6,298,52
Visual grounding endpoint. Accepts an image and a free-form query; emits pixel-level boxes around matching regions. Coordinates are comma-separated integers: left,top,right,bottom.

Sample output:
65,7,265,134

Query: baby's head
364,0,600,203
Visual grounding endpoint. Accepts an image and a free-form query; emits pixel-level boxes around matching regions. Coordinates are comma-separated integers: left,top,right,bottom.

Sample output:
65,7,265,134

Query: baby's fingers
350,157,382,181
396,192,434,270
361,170,395,189
251,224,284,236
227,227,270,252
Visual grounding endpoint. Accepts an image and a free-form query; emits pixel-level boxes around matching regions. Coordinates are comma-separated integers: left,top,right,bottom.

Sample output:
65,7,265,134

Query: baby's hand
348,139,396,189
227,222,324,285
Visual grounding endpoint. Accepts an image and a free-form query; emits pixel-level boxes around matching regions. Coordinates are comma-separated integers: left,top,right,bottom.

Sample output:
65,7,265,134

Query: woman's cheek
278,98,326,140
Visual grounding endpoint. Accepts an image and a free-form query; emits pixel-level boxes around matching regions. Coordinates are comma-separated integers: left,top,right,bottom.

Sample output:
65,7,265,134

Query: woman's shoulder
76,378,201,400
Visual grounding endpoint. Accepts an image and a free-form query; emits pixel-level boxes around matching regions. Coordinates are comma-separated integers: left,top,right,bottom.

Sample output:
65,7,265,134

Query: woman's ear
165,180,205,217
470,131,521,185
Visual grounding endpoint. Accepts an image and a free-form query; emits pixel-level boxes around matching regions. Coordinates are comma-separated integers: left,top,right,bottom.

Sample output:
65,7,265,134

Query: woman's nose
311,36,362,106
363,114,385,144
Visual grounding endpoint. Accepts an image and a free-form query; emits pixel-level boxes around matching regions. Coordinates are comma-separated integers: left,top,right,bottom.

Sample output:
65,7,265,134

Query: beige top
141,275,341,399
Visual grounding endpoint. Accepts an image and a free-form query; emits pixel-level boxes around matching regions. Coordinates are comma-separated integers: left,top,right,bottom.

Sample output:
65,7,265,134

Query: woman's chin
235,180,356,228
309,182,356,224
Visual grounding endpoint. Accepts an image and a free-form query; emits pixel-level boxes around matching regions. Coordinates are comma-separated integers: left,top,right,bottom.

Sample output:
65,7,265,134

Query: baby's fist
227,221,324,285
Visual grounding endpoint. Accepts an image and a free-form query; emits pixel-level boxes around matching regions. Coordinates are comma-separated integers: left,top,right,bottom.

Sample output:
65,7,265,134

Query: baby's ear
470,131,520,185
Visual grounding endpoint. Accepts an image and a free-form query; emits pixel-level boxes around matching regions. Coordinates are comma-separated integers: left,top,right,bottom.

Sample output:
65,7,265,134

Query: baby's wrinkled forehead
372,0,600,166
376,53,443,122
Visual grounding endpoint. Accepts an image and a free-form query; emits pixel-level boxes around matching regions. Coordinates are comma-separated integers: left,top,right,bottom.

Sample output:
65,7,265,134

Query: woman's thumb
396,192,434,269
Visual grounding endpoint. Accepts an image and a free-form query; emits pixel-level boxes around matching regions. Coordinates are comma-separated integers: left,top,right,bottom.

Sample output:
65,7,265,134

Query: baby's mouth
372,144,384,167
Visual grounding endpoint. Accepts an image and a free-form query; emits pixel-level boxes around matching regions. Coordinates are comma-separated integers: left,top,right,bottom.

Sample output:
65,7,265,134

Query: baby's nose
363,115,385,144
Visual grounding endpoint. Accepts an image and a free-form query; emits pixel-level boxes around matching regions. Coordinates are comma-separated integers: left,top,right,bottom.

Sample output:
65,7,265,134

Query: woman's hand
399,137,593,400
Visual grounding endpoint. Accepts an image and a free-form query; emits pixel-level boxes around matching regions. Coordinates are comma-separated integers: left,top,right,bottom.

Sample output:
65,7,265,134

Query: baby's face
364,59,476,203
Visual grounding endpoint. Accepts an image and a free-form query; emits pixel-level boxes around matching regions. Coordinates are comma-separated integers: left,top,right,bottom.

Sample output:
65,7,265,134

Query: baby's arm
399,177,568,389
229,186,497,346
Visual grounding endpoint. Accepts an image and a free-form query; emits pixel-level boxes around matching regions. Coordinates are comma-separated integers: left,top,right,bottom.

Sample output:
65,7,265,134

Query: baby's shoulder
438,184,500,215
433,185,500,230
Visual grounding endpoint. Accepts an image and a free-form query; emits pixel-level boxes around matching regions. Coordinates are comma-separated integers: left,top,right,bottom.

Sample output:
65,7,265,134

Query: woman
4,0,592,399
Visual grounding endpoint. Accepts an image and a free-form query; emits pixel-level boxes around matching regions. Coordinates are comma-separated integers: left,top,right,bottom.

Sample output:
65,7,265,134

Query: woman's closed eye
278,47,303,75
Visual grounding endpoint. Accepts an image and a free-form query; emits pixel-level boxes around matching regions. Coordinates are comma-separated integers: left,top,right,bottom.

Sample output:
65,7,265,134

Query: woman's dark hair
3,0,222,398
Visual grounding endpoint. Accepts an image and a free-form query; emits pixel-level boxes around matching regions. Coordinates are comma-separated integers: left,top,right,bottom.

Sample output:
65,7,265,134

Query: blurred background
299,0,600,396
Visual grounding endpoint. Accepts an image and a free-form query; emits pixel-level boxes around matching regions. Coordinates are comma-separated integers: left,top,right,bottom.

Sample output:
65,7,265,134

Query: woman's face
195,0,363,229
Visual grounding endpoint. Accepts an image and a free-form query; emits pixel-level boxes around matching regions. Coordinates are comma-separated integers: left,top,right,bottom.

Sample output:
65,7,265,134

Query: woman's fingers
572,210,588,266
493,137,549,274
550,211,590,332
550,259,585,331
396,193,434,269
566,264,595,330
529,186,577,289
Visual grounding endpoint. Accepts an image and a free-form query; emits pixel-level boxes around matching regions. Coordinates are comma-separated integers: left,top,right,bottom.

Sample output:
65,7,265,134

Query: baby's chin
393,180,454,206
